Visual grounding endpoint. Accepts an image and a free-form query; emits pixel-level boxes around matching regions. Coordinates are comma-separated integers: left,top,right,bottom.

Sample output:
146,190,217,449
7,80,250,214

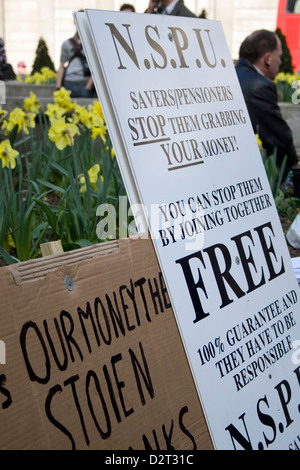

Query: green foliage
277,195,300,223
0,91,127,263
31,38,56,75
261,148,286,206
261,147,300,232
274,70,300,103
276,28,294,74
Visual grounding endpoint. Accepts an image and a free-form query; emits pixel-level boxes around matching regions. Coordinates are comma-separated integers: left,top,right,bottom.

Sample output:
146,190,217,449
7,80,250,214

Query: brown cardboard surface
0,237,213,450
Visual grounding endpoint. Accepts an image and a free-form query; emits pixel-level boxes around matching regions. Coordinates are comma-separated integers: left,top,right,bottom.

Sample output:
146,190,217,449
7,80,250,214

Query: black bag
1,63,16,81
63,38,90,83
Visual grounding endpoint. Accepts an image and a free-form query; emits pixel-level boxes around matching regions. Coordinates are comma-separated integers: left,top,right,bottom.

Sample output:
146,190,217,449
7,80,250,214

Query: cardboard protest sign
75,10,300,450
0,237,212,450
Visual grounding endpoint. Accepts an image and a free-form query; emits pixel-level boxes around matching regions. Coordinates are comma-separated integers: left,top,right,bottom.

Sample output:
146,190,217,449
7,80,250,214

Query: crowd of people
0,1,299,177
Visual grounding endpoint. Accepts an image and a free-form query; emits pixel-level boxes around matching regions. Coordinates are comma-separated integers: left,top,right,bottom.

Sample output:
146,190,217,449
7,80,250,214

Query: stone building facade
0,0,280,74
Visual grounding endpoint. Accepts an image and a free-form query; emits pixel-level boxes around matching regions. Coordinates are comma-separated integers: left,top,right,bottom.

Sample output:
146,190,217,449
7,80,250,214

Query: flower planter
279,102,300,154
2,80,56,112
2,80,95,112
5,80,56,98
2,81,299,156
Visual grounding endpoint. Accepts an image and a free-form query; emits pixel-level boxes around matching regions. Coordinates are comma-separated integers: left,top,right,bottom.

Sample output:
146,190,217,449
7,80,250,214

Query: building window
286,0,300,13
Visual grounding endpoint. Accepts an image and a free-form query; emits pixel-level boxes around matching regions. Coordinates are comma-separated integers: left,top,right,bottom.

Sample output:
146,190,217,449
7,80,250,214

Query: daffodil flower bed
274,71,300,103
0,88,126,263
17,66,57,85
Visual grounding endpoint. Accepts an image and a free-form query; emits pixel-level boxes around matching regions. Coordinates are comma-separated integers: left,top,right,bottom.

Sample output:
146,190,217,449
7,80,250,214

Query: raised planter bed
2,81,94,112
279,102,300,153
2,81,300,155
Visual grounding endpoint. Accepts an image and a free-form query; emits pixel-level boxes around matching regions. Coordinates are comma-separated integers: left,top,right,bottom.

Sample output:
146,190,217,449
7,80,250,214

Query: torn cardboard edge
7,239,121,285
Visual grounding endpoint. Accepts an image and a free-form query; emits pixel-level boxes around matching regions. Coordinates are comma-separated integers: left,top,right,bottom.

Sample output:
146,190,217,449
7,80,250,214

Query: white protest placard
75,10,300,450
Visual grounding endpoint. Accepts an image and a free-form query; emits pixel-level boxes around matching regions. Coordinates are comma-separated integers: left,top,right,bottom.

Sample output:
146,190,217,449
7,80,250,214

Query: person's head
120,3,135,11
239,29,282,80
17,61,26,73
159,0,175,7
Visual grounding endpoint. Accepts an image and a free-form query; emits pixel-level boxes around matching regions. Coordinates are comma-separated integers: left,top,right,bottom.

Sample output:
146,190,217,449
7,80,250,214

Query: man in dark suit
145,0,196,17
235,29,298,179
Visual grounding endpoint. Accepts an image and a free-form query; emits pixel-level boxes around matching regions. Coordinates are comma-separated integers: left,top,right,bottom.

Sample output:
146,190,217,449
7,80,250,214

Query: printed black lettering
145,25,167,69
168,27,189,68
257,395,276,449
225,413,253,450
105,23,139,69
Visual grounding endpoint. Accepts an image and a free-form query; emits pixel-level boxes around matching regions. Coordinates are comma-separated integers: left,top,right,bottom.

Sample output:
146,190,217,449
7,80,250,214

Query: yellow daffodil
2,107,37,135
91,125,106,143
80,110,94,129
274,71,300,85
24,75,35,84
79,164,102,192
0,106,7,126
274,72,287,84
48,117,80,150
24,92,40,113
255,133,263,151
45,103,66,122
0,139,19,169
88,101,105,121
22,111,37,134
32,72,44,85
91,115,107,143
2,107,24,134
105,145,115,159
0,106,7,118
8,230,15,248
53,87,74,113
71,104,87,124
40,67,57,82
20,67,56,85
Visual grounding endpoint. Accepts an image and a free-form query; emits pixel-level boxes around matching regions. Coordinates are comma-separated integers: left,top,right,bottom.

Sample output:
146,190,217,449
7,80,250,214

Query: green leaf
0,245,20,264
62,240,92,251
8,124,19,147
36,179,66,194
31,222,49,238
66,160,87,231
73,239,93,247
49,161,69,177
33,198,58,235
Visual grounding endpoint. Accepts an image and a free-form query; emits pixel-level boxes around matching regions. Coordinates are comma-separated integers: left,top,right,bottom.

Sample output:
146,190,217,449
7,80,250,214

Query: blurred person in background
17,61,27,79
145,0,196,17
0,38,16,81
235,29,299,180
120,3,135,11
56,11,93,97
